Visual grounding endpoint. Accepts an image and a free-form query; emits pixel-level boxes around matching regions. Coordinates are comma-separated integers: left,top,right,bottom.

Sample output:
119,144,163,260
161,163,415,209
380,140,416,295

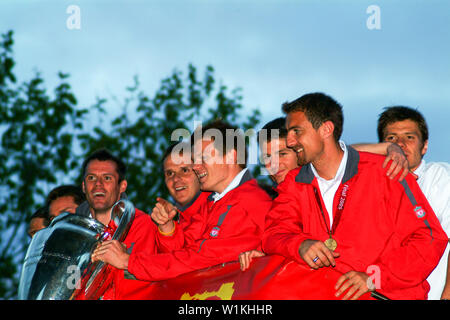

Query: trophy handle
81,199,136,299
110,199,135,242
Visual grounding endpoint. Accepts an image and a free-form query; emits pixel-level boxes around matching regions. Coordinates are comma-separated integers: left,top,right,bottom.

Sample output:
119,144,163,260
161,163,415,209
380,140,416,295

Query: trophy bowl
18,199,135,300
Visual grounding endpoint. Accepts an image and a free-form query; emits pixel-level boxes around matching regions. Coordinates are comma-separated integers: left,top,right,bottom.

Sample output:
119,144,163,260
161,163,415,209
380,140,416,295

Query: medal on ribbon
313,184,350,252
324,237,337,251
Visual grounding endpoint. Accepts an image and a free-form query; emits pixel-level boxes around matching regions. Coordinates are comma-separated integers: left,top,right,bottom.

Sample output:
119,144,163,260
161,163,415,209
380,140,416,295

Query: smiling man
262,92,447,300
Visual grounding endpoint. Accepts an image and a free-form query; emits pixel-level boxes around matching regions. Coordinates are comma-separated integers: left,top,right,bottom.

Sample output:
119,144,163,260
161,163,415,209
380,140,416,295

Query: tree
77,64,262,211
0,30,262,299
0,31,88,299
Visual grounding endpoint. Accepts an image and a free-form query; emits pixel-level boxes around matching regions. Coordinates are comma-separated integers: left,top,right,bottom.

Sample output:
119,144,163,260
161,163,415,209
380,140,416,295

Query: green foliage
0,30,262,299
0,31,89,299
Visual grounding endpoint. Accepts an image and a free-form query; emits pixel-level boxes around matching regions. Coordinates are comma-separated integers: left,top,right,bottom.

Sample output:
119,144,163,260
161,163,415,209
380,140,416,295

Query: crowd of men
27,92,450,300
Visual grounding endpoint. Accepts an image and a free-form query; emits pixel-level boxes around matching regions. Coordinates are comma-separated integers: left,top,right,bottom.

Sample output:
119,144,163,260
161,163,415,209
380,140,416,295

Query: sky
1,0,449,163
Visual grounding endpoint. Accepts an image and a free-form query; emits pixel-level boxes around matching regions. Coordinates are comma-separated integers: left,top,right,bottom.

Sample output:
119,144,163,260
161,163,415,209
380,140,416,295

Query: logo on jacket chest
414,206,426,219
210,226,220,237
208,205,233,238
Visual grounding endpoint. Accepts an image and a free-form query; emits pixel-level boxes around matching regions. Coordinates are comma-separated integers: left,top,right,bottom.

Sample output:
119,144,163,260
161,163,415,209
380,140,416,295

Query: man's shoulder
357,150,387,166
133,208,155,227
422,161,450,176
232,178,273,202
134,207,149,217
285,167,302,181
196,191,212,203
353,150,394,180
419,161,450,189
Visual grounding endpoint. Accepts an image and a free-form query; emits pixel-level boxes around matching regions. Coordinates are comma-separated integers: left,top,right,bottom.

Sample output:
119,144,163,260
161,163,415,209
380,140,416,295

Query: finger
335,278,352,297
239,253,250,271
245,253,255,268
397,166,410,181
321,246,337,267
155,203,169,218
389,162,401,178
92,247,109,257
332,251,341,258
349,287,368,301
152,206,169,225
302,255,319,269
168,207,178,220
341,284,359,300
311,254,324,269
107,240,121,251
249,250,265,259
312,251,327,267
239,253,245,270
335,274,348,290
385,159,398,178
304,254,319,269
242,256,250,271
157,198,176,215
150,207,163,223
382,155,391,169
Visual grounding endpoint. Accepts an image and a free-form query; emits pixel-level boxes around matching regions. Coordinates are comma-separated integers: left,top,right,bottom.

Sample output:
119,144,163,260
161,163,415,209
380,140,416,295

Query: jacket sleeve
127,201,270,281
154,220,186,253
154,198,207,253
375,174,448,293
262,172,309,265
130,211,159,254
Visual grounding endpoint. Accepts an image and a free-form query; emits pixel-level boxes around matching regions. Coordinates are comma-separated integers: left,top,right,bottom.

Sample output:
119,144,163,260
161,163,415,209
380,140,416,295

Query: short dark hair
257,117,287,146
30,206,50,226
81,148,127,182
191,119,248,168
282,92,344,142
46,184,86,207
377,106,429,143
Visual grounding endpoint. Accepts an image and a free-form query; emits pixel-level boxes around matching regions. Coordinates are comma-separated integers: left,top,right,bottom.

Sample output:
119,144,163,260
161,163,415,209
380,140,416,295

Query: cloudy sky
1,0,449,162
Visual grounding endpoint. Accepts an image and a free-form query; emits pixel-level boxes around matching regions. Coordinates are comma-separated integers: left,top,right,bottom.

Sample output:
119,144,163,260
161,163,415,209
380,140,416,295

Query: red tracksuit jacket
156,191,211,253
178,191,211,226
101,208,158,300
127,171,273,282
262,146,447,300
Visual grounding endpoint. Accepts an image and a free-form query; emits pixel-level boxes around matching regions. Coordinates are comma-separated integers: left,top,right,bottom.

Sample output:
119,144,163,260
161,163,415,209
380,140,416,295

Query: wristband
158,222,176,236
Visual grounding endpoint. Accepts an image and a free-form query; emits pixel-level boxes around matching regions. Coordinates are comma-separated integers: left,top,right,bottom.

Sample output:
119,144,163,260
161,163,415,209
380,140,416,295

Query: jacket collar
176,191,201,211
295,145,359,184
207,169,253,202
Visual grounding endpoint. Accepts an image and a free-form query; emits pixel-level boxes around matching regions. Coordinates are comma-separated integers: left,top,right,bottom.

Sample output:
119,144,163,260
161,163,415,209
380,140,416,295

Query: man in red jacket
154,141,210,252
262,92,447,300
81,148,157,300
94,120,273,283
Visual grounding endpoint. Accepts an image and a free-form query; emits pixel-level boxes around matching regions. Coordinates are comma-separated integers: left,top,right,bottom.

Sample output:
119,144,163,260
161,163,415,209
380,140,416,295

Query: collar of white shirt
413,159,426,177
211,168,249,203
310,140,348,189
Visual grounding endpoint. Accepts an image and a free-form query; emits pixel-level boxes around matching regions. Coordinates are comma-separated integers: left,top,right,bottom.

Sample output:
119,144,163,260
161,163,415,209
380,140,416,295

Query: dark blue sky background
2,0,449,162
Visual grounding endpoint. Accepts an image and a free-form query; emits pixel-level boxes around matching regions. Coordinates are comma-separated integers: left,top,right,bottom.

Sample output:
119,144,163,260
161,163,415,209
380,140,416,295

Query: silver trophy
18,199,135,300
